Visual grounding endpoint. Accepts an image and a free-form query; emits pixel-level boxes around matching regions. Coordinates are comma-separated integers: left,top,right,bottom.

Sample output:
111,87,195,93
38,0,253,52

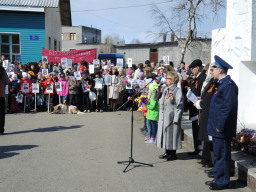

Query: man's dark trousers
192,120,200,152
212,137,232,186
0,97,5,133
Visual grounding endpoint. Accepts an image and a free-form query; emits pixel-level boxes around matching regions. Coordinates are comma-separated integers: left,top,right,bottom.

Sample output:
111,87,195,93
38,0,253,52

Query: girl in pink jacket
57,73,69,104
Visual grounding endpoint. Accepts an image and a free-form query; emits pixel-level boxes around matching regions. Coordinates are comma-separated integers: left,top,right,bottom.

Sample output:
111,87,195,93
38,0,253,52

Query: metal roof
0,0,59,8
98,53,124,58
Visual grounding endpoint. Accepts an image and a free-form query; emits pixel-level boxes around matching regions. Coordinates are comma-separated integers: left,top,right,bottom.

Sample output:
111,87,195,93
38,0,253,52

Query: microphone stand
117,78,155,173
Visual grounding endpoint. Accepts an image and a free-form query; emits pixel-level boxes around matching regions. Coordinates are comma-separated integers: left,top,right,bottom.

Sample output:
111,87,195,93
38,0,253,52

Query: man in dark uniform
188,59,206,155
206,55,238,190
0,60,9,135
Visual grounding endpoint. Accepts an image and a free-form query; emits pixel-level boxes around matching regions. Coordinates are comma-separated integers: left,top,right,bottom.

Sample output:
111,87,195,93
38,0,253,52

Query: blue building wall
0,10,45,64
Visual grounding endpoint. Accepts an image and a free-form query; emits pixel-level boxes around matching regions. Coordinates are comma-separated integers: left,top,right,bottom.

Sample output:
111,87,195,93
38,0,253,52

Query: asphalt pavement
0,111,251,192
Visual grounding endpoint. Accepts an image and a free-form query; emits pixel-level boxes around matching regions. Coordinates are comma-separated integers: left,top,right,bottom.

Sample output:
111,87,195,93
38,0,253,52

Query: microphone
147,73,158,79
155,83,164,90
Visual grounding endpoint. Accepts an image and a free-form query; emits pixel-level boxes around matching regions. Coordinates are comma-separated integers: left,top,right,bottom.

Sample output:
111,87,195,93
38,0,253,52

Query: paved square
0,111,250,192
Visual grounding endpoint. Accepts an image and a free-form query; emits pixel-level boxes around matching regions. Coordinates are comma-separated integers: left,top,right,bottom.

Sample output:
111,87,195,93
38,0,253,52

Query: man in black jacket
0,60,9,135
188,59,206,155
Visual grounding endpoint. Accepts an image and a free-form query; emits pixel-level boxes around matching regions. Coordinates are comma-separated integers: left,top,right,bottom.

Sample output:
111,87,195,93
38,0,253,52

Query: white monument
212,0,256,130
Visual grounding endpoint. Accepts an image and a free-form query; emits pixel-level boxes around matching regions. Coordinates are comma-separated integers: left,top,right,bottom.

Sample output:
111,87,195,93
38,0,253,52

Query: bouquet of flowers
137,95,149,107
232,128,256,155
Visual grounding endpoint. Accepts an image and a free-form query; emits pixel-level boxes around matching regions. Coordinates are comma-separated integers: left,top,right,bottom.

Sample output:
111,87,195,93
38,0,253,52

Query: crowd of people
138,56,238,190
0,54,238,190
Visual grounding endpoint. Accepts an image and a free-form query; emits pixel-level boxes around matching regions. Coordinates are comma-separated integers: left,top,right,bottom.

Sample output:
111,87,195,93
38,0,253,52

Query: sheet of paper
190,116,198,121
186,89,198,103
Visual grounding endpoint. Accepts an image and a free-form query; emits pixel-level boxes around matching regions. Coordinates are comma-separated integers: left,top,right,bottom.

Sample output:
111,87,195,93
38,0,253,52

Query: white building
212,0,256,130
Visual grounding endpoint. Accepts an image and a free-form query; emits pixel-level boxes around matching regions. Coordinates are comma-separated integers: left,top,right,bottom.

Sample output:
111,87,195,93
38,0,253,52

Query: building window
70,33,76,40
61,33,64,41
49,37,51,50
54,39,57,51
150,48,157,53
59,41,61,51
0,34,20,62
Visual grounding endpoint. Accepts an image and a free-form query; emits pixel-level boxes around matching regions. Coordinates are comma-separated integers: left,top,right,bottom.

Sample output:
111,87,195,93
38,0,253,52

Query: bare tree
151,0,226,63
130,38,142,44
103,33,125,45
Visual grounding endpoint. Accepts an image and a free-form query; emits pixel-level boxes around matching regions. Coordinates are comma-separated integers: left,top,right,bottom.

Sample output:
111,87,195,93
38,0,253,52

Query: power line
71,0,172,12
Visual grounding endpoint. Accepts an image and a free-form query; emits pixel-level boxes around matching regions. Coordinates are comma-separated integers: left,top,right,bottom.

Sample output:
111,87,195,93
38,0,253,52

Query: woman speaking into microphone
154,71,184,161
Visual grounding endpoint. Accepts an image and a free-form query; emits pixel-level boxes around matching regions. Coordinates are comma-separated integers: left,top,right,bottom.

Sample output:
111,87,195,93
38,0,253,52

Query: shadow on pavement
0,145,39,159
5,125,83,135
228,179,247,190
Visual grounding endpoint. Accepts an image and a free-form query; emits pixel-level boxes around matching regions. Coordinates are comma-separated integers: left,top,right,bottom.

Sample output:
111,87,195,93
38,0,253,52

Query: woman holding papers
154,71,184,161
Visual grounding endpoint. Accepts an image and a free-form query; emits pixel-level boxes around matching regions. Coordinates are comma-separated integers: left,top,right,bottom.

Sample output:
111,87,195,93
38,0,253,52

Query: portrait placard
42,56,48,64
74,71,81,80
127,58,132,67
104,75,111,86
42,69,48,76
126,80,133,89
8,64,15,72
61,58,68,68
32,83,39,93
89,64,94,74
46,84,53,94
67,59,72,68
163,56,169,65
93,59,100,65
95,78,103,89
17,92,23,103
15,54,21,62
82,82,90,93
22,83,29,93
55,82,62,92
116,58,123,67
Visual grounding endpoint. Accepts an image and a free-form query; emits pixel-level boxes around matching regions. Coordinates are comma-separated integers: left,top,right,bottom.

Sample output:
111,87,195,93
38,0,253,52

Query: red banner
42,48,97,63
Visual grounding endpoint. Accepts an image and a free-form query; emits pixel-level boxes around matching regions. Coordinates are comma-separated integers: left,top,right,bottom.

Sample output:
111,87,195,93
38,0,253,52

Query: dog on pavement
52,104,84,114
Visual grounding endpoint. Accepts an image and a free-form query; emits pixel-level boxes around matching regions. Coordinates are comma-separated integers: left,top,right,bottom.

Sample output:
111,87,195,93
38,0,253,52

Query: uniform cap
213,55,233,71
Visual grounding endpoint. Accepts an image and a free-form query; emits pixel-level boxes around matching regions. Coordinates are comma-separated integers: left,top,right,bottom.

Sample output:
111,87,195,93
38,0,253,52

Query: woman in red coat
20,72,32,112
43,74,55,112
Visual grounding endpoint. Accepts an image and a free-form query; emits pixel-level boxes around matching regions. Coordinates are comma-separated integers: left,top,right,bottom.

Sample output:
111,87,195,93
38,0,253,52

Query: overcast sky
70,0,226,44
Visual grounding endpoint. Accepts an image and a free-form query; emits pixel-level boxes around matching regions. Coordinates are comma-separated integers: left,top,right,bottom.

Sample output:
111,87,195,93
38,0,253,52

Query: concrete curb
182,113,256,192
